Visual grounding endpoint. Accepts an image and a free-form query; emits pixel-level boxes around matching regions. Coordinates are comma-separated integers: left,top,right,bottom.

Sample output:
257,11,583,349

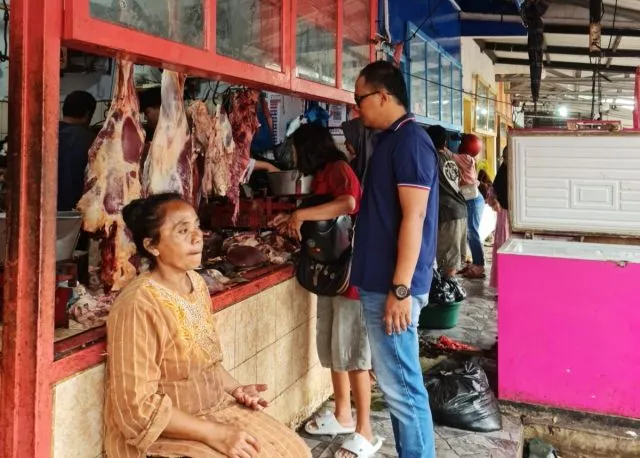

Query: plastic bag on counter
425,359,502,433
429,269,466,305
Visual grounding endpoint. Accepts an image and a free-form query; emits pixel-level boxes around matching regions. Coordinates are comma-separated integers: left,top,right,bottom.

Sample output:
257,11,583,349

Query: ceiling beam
474,39,498,63
549,0,640,23
495,58,637,74
483,42,640,58
606,36,623,68
543,24,640,37
496,74,634,84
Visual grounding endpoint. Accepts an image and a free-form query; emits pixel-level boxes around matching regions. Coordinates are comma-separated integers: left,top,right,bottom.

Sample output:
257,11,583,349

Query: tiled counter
51,278,331,458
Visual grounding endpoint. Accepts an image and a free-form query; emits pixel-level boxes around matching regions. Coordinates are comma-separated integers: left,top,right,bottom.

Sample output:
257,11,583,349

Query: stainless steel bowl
0,211,83,263
267,170,312,196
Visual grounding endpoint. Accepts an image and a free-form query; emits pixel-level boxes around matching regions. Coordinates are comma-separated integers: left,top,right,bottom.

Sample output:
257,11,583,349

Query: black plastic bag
425,359,502,432
429,269,464,305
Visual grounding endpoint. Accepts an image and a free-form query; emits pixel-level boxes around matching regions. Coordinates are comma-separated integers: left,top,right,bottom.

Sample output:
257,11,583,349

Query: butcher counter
27,265,332,458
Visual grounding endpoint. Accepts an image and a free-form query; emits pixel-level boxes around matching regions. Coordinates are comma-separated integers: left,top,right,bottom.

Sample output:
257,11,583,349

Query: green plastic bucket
419,302,461,330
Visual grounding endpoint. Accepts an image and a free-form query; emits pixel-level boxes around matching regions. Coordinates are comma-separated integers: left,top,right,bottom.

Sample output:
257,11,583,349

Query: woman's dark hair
426,125,447,150
291,124,349,175
359,60,409,109
122,193,186,265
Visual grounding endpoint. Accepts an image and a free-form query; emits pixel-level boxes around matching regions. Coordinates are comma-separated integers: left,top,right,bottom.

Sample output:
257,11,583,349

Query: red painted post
0,0,62,456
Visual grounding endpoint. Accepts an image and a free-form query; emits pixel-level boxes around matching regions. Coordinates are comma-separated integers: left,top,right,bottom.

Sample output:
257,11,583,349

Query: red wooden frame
0,0,62,456
62,0,375,104
0,1,377,456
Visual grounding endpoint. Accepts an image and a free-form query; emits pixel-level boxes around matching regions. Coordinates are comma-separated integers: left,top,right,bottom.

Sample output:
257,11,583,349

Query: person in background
427,125,467,280
105,193,310,458
270,124,381,458
341,117,376,184
477,169,493,200
455,133,485,279
139,86,162,139
490,146,510,290
351,60,438,458
250,92,276,155
58,91,97,211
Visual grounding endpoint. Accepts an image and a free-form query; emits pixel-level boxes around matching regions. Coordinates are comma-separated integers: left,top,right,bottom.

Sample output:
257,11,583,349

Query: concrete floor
298,265,526,457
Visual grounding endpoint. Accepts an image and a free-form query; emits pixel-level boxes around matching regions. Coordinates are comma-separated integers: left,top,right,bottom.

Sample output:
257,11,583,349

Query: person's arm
295,195,356,222
283,161,360,239
393,187,429,287
384,136,437,335
253,159,280,173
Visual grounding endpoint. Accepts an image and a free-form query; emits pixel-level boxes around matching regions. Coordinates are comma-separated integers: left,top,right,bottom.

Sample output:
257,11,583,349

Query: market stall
0,1,377,456
498,127,640,420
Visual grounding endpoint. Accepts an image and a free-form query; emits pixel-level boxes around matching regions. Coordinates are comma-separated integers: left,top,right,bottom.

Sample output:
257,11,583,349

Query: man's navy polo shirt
351,114,439,296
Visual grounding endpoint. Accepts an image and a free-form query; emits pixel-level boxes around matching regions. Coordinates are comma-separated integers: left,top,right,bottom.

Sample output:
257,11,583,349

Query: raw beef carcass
207,105,236,198
142,71,196,205
77,60,145,292
227,90,260,216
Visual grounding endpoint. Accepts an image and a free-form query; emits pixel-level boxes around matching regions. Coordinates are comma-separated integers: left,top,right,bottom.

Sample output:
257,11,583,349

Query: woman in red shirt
272,124,382,457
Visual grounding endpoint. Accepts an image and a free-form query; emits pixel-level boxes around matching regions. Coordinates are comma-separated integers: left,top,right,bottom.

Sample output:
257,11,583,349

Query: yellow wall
463,77,513,178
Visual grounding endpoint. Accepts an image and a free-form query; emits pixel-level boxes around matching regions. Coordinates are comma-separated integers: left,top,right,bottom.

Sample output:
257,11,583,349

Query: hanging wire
404,0,448,44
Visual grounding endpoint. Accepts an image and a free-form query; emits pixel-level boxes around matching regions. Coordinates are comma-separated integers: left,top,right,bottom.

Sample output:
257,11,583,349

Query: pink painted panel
498,253,640,419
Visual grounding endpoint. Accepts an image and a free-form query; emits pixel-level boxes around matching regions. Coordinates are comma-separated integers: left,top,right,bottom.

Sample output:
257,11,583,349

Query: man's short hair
62,91,97,119
426,125,448,150
139,87,162,111
359,60,409,109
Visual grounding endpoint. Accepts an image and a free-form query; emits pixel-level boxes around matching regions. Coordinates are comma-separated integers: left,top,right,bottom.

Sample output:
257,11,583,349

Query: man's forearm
393,216,424,286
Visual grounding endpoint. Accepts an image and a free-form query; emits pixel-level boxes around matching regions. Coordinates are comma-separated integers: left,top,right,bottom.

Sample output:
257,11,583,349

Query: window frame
405,22,462,132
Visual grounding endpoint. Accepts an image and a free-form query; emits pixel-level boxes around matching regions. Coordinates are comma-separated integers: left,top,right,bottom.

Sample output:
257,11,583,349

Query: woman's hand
207,424,261,458
231,384,270,410
268,213,290,228
284,212,303,240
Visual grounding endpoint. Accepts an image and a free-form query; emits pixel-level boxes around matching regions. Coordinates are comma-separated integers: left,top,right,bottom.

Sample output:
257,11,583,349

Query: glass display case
216,0,282,71
342,0,371,92
90,0,205,47
426,43,440,121
452,65,462,127
410,39,426,117
440,58,452,124
296,0,338,86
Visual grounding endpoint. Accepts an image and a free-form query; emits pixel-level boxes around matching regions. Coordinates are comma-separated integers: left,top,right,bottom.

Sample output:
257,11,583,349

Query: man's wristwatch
391,284,411,300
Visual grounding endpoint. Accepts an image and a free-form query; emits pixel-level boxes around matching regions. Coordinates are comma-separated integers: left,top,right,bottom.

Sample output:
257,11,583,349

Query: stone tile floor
298,265,525,457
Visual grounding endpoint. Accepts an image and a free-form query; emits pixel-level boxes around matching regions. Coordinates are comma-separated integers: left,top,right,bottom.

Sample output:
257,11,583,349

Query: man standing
427,125,468,279
58,90,97,211
351,60,438,458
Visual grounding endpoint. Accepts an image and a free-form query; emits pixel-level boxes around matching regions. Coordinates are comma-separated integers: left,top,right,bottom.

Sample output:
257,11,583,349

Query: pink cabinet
498,239,640,419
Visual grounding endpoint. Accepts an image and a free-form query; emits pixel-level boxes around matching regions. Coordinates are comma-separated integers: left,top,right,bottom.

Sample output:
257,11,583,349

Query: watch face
395,285,409,299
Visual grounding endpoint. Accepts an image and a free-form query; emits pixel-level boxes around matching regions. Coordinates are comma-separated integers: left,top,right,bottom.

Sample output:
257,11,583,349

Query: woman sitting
104,193,310,458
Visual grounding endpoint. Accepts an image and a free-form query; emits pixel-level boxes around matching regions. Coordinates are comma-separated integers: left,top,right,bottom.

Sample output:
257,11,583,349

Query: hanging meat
227,90,260,218
142,71,196,205
186,100,211,208
76,60,145,292
187,100,237,200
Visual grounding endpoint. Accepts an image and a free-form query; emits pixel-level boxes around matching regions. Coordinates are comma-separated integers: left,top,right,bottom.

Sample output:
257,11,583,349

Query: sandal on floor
304,411,355,437
335,433,384,458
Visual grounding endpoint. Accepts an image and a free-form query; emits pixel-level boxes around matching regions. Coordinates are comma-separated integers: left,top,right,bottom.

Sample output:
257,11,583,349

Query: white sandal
336,433,384,458
304,411,356,437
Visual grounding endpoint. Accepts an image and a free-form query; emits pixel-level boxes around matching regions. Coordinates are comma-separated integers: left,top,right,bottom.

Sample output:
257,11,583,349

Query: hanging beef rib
142,70,196,205
76,60,145,292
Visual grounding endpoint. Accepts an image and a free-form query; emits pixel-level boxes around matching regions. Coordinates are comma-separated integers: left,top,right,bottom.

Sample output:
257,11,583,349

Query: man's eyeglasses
354,91,380,107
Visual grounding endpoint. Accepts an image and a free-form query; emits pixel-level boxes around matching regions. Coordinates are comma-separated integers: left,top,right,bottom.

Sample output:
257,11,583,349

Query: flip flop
335,433,384,458
304,411,356,437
